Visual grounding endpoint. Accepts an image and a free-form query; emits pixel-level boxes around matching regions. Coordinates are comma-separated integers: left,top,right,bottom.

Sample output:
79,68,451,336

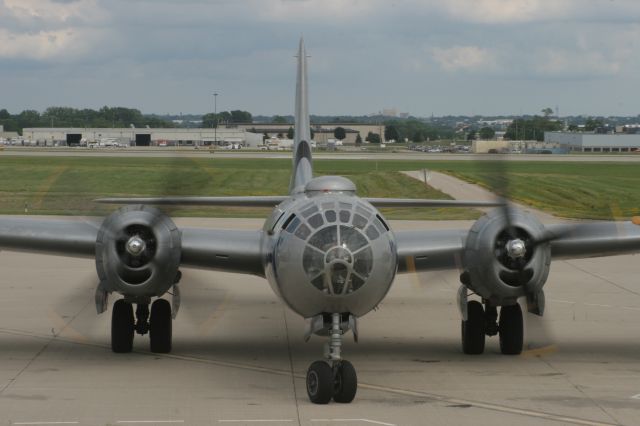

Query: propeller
39,154,226,339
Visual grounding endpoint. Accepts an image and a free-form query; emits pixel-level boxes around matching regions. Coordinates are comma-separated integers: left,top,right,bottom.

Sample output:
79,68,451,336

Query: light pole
213,92,218,146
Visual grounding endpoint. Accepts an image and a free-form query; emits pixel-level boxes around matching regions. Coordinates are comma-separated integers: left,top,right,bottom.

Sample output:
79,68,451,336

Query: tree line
202,110,253,127
382,120,455,143
0,107,175,133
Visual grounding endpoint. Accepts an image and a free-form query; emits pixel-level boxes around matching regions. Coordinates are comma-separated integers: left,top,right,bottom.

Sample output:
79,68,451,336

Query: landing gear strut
110,298,172,354
306,313,357,404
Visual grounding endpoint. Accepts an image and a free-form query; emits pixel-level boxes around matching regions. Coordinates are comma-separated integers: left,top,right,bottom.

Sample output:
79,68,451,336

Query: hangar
21,127,264,148
545,132,640,153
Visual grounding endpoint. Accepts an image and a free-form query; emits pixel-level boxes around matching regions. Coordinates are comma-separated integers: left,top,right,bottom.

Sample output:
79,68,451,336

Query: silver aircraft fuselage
262,177,398,318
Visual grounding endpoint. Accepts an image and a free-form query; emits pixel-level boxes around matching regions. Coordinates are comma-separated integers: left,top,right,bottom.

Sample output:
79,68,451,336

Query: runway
3,147,640,162
1,217,639,426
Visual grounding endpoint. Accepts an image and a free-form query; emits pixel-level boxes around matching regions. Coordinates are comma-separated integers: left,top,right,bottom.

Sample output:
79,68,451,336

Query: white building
21,127,264,148
545,132,640,153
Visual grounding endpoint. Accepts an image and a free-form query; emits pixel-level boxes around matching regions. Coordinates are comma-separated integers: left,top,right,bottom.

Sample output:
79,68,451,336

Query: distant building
22,127,262,147
545,132,640,153
21,123,386,147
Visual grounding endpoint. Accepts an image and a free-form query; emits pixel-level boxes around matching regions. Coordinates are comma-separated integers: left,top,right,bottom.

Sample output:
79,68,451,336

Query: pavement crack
0,296,93,396
538,356,621,425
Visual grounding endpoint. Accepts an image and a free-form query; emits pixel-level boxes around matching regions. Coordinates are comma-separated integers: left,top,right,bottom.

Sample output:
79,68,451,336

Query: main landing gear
461,298,524,355
306,313,358,404
111,298,172,354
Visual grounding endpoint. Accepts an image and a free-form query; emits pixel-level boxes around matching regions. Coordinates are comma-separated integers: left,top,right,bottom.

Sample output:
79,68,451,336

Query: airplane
2,38,640,405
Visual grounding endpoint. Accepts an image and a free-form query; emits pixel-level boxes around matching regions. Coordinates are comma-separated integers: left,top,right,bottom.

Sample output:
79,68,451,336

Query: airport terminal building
545,132,640,153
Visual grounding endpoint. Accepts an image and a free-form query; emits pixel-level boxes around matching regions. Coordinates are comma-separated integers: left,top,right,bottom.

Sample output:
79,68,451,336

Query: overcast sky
1,0,639,117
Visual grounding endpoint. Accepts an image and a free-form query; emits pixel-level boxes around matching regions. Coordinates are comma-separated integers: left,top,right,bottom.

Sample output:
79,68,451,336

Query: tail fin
289,38,313,193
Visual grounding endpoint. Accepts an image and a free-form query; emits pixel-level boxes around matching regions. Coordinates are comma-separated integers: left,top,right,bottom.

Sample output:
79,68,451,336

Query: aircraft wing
0,217,265,276
0,216,99,258
96,196,501,209
395,220,640,274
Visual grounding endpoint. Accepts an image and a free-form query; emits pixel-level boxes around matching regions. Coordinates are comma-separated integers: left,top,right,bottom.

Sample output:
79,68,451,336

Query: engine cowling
95,205,181,297
462,208,551,307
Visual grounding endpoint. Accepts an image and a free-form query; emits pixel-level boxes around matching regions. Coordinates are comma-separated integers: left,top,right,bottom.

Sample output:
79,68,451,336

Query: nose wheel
305,313,358,404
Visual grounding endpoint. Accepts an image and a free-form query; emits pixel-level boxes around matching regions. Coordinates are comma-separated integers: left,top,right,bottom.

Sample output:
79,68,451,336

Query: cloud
421,0,640,25
0,28,84,60
534,48,621,77
431,45,498,71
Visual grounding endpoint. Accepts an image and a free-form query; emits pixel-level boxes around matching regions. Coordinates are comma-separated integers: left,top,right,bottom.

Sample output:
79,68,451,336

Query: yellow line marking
198,291,232,336
521,345,558,358
31,165,68,209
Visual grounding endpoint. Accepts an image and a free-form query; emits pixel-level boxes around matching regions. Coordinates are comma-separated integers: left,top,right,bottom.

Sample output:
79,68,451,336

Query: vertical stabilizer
289,38,313,193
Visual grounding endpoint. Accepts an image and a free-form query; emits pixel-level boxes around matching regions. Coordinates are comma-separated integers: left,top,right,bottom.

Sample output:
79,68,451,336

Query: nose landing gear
305,313,358,404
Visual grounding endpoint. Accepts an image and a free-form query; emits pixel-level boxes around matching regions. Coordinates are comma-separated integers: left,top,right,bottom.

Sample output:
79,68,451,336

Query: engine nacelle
95,205,181,297
463,208,551,307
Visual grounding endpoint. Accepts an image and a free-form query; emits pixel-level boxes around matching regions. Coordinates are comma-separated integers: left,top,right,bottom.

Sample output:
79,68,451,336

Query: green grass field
0,156,638,220
0,157,477,220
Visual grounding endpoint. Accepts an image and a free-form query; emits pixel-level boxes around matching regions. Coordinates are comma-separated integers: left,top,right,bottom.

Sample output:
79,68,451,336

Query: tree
202,113,219,128
478,127,495,140
230,110,252,123
412,131,425,142
287,126,294,139
541,107,554,118
333,126,346,140
0,109,10,119
263,132,269,142
365,132,381,144
272,115,287,124
384,125,399,142
466,130,477,141
355,133,363,145
584,117,604,131
504,116,563,141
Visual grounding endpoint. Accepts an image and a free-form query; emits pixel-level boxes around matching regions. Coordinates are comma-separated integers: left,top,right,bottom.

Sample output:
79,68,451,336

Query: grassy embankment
0,157,638,220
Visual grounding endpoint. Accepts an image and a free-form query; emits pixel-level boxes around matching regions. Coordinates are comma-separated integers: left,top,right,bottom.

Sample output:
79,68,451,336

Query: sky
1,0,639,117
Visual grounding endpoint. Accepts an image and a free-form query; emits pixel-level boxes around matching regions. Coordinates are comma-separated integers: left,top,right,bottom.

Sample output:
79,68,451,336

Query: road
1,216,639,425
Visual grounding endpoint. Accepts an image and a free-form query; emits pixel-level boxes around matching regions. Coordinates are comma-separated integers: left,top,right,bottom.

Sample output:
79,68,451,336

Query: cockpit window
325,210,337,223
352,214,368,230
303,246,324,279
300,221,377,295
353,247,373,277
376,214,390,231
283,214,297,232
356,204,372,219
308,225,337,251
302,204,319,218
339,210,351,223
322,202,335,210
308,213,324,229
340,225,367,251
365,224,380,240
295,223,312,240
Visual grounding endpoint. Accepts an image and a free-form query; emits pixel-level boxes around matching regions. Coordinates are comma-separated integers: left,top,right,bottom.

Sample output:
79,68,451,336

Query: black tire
333,360,357,403
306,361,333,404
150,299,172,353
461,300,485,354
112,299,134,353
499,303,523,355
